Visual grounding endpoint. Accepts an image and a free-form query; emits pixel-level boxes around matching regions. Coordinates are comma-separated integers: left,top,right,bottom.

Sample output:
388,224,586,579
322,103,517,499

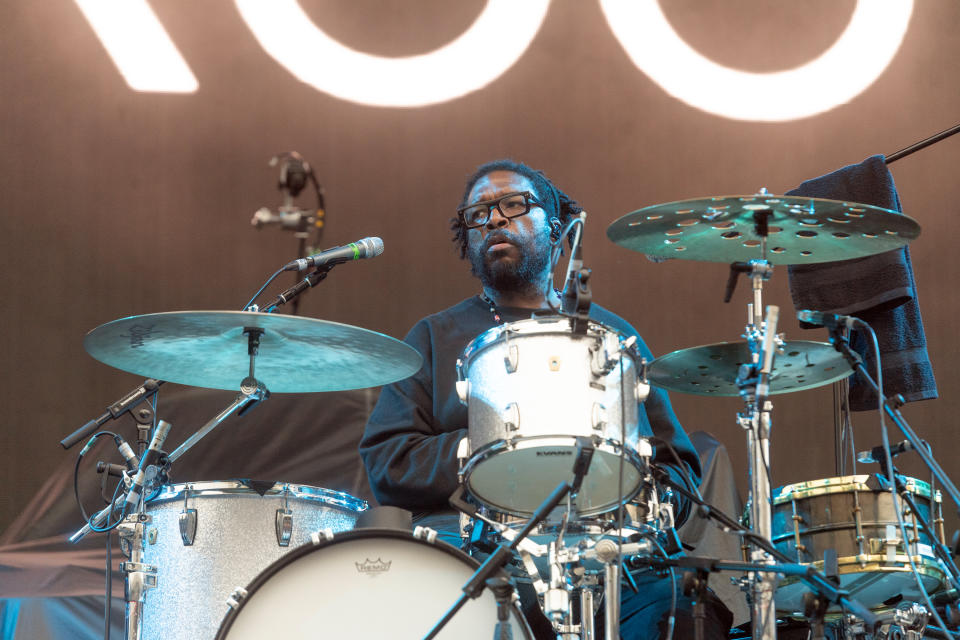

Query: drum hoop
214,527,531,640
459,316,627,364
462,436,646,517
148,480,368,512
773,475,932,504
779,554,945,581
464,434,643,462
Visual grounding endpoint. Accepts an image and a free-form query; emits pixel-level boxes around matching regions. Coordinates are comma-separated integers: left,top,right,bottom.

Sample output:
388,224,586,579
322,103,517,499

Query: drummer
359,159,732,638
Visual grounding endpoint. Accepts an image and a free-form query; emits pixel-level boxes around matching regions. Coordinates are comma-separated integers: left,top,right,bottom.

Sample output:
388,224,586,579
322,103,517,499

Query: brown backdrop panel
2,1,959,539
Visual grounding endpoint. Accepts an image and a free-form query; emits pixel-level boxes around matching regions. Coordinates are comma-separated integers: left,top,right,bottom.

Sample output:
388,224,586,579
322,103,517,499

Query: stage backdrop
2,0,959,541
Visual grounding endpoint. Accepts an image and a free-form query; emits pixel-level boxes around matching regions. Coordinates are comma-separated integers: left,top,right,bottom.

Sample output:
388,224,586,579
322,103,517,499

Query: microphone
857,439,924,464
570,437,595,496
113,435,139,471
124,420,171,510
283,236,383,271
250,207,313,230
797,309,858,330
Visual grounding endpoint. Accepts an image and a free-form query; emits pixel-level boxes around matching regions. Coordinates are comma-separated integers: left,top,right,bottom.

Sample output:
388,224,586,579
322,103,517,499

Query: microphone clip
560,266,592,334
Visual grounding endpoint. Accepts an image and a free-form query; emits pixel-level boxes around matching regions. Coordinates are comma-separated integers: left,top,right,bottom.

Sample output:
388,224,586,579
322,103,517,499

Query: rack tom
456,316,651,517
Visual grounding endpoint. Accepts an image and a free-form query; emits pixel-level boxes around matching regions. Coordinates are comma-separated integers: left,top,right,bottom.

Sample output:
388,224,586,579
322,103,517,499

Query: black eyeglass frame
456,191,547,229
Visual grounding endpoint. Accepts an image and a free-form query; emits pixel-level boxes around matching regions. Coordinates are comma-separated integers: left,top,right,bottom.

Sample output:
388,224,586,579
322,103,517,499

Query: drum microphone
124,420,171,510
283,236,384,271
856,439,924,464
570,437,595,496
113,435,139,471
797,309,858,330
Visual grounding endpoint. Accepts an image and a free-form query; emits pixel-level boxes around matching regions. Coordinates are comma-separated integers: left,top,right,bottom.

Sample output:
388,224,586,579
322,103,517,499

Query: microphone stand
652,469,879,626
874,470,960,594
260,265,333,314
823,325,960,515
60,379,165,450
440,443,600,639
423,481,572,640
886,121,960,165
624,554,878,627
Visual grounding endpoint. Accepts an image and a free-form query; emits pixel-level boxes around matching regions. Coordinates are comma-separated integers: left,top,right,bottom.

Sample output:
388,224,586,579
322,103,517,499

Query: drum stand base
116,514,156,640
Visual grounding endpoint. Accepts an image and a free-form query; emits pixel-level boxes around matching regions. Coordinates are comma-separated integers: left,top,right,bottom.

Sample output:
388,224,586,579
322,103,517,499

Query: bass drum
216,528,532,640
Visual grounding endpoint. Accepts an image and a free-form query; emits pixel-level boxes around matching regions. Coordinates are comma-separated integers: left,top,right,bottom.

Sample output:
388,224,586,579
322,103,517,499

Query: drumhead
216,528,533,639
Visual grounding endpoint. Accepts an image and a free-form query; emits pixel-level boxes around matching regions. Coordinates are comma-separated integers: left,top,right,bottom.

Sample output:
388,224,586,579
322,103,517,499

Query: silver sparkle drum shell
458,317,647,517
216,528,533,640
141,481,366,640
771,475,947,614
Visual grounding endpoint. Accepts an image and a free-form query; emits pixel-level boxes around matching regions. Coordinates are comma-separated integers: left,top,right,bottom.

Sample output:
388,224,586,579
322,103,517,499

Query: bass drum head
216,528,532,639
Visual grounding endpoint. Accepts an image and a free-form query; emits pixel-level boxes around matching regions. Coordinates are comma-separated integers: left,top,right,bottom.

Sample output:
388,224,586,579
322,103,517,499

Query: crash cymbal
83,311,423,393
646,340,853,396
607,194,920,264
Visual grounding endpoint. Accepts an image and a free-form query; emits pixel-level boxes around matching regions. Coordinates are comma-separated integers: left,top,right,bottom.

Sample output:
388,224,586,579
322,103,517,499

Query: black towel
787,154,937,410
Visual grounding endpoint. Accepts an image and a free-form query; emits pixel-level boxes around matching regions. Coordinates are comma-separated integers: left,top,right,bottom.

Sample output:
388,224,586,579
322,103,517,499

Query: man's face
464,170,553,295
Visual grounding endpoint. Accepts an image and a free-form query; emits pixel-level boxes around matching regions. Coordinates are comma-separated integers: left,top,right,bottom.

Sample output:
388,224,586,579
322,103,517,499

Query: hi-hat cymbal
646,340,853,396
607,194,920,264
83,311,423,393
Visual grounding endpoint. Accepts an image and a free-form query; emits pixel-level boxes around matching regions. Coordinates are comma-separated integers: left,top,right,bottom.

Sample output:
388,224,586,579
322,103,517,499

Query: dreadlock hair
450,159,583,259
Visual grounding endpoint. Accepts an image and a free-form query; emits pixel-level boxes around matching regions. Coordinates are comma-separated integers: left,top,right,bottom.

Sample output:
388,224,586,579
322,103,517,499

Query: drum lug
226,586,248,610
456,436,471,463
503,402,520,432
276,508,293,547
178,509,197,546
635,379,650,403
413,525,438,544
504,345,519,373
590,333,618,377
868,526,904,561
636,438,652,458
455,380,469,406
309,528,335,545
591,403,607,431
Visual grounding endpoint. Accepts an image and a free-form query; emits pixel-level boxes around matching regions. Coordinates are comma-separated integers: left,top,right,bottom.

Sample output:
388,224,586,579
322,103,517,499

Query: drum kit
62,190,960,640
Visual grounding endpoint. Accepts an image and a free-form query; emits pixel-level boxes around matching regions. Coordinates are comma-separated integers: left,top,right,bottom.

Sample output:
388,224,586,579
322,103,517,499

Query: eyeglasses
457,191,546,229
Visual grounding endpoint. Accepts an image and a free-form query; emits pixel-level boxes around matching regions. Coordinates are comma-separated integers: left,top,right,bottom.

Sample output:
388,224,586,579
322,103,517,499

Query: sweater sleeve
359,319,466,510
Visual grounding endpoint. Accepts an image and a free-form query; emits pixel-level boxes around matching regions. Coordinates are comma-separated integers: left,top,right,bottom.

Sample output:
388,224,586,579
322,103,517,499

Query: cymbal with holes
607,194,920,264
83,311,423,393
646,340,853,396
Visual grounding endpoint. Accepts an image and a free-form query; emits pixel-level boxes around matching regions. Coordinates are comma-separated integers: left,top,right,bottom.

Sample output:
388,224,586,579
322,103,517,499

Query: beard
468,229,553,297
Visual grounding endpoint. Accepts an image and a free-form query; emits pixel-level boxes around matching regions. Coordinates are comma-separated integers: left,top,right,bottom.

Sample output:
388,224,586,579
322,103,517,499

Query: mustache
483,231,518,250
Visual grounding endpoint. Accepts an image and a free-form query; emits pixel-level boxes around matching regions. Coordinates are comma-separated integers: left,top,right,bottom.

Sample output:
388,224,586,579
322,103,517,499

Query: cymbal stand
734,208,781,640
167,327,269,464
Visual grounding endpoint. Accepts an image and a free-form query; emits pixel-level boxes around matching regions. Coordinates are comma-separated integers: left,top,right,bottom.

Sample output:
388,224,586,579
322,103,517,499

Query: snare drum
215,528,533,639
141,480,366,640
457,317,650,517
771,475,946,614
